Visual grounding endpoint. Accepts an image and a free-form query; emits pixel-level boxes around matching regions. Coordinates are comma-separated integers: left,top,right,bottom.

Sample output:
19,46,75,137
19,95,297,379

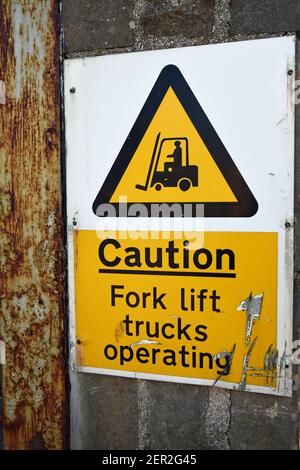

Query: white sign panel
65,37,295,396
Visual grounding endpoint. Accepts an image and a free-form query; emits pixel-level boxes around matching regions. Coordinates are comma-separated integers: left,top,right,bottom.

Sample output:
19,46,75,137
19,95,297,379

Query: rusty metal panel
0,0,67,449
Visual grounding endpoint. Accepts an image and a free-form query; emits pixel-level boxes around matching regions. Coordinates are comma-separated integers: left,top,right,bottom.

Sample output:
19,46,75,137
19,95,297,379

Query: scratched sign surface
65,37,295,395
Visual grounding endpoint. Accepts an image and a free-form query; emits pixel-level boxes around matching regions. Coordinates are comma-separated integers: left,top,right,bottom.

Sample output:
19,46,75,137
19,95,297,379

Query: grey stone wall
63,0,300,450
63,0,299,58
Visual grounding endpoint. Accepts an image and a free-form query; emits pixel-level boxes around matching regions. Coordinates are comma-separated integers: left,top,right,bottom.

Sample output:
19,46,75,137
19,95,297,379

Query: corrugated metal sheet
0,0,67,449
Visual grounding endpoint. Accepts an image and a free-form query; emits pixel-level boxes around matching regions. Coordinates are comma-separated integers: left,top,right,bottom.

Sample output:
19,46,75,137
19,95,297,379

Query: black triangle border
92,64,258,218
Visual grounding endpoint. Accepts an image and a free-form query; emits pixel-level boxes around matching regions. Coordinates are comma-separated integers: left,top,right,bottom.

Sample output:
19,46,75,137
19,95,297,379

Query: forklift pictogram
135,132,199,192
93,65,258,217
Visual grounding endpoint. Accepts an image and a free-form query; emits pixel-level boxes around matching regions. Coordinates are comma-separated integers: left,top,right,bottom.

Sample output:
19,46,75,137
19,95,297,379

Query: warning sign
74,231,278,389
65,37,295,396
92,65,258,218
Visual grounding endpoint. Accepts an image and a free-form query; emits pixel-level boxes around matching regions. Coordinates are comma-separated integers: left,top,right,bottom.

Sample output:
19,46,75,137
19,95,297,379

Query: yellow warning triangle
111,87,236,204
93,65,258,217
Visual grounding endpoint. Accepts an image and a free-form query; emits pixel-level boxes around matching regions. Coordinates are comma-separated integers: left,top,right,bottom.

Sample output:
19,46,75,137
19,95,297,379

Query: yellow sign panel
74,231,278,390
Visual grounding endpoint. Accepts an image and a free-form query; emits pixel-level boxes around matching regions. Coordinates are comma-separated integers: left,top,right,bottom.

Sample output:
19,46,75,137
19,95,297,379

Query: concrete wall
62,0,300,450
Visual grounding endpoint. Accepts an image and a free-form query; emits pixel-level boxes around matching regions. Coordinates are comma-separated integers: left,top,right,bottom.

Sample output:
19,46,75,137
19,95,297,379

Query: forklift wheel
155,183,162,191
178,178,191,191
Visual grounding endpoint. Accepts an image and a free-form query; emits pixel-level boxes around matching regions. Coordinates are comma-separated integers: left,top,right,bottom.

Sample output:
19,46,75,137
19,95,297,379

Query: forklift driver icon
165,140,182,172
136,133,198,192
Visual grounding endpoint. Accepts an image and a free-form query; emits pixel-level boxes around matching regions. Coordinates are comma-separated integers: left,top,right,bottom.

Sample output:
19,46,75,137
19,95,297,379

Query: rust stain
75,340,84,367
115,320,124,343
0,1,67,449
